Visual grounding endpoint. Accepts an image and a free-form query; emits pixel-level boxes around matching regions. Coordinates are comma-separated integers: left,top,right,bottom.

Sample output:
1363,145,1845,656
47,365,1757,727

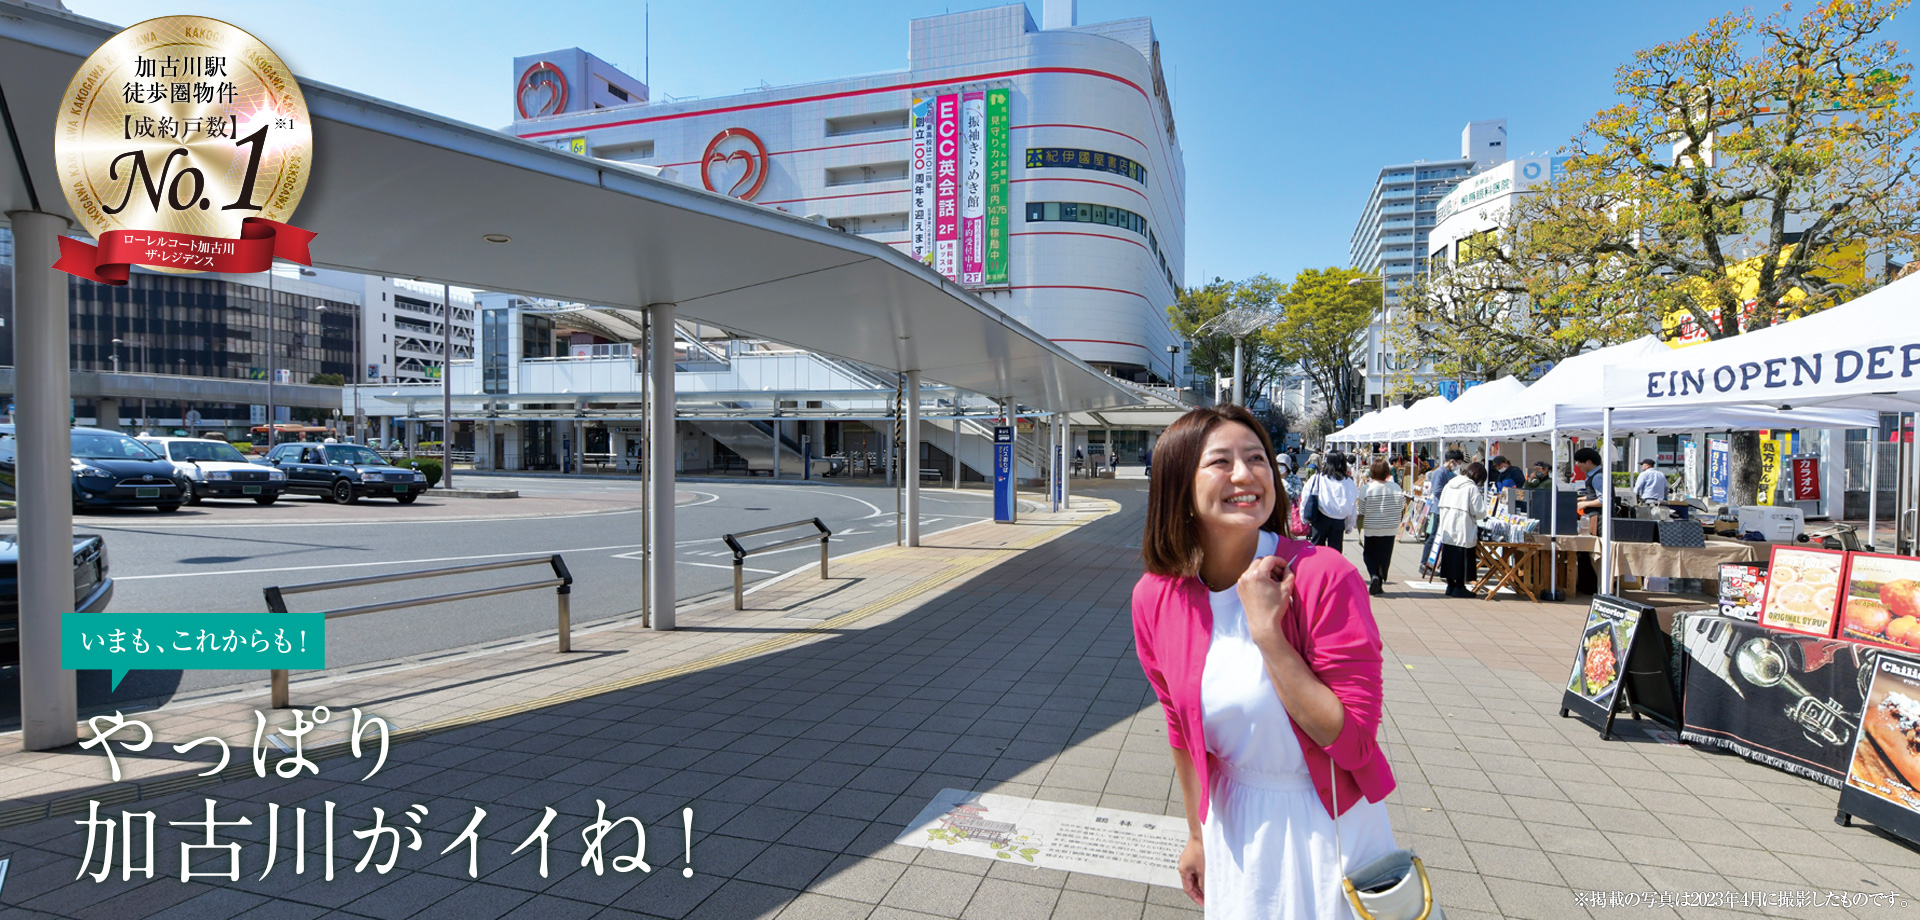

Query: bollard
557,585,572,652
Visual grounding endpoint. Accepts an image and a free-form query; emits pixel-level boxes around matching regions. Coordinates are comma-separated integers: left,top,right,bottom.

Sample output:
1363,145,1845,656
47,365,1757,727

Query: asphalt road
1,475,1030,717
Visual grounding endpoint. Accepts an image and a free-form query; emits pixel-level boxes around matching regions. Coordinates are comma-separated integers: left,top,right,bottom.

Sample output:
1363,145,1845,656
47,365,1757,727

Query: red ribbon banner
53,218,316,285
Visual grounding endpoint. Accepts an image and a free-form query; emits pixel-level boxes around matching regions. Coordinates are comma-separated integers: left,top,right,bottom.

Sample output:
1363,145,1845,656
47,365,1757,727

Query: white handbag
1330,757,1442,920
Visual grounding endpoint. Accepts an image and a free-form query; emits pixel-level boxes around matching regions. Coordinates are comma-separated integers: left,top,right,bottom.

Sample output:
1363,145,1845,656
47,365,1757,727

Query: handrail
262,554,573,708
722,518,832,609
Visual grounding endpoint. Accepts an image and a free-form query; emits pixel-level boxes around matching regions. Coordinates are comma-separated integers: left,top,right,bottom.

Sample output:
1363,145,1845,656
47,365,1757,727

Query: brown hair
1369,460,1391,482
1462,461,1488,485
1143,405,1290,576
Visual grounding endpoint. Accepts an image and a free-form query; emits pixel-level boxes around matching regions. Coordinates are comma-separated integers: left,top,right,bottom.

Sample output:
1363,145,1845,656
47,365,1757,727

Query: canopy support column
1868,426,1881,552
906,369,921,547
1601,409,1615,596
648,302,677,631
9,209,78,751
1546,429,1563,602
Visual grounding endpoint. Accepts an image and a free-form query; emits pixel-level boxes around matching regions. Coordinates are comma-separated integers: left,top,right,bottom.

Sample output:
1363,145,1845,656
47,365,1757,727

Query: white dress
1201,530,1397,920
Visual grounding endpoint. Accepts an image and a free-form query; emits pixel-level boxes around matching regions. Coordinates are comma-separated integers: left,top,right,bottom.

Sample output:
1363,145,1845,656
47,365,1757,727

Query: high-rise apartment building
1349,120,1505,408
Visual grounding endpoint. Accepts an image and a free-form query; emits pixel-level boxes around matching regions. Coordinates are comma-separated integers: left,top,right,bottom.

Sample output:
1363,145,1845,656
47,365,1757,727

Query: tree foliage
1272,267,1379,423
1401,0,1919,498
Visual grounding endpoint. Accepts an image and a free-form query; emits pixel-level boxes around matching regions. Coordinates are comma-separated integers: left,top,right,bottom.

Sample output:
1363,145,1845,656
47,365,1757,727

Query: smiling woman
1132,405,1400,918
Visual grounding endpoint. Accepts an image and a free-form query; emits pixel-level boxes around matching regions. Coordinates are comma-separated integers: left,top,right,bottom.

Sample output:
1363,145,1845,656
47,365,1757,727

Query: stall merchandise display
1718,562,1770,622
1837,552,1920,653
1757,546,1846,638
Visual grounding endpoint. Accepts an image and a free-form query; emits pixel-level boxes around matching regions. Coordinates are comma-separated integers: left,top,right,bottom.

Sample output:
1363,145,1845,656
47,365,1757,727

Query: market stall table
1473,541,1544,602
1610,538,1767,583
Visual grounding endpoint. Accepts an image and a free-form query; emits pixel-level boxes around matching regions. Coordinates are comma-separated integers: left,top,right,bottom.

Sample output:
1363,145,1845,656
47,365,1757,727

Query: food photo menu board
1758,546,1846,638
1561,594,1660,739
1840,653,1920,846
1837,552,1920,653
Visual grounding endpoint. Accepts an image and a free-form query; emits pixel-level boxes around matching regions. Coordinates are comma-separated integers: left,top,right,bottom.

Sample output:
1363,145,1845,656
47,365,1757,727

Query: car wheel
254,496,278,505
155,503,180,513
182,481,200,505
331,480,358,504
396,494,418,505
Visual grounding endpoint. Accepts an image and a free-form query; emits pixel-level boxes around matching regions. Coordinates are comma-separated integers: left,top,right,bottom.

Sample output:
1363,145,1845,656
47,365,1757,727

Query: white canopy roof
1430,376,1528,442
0,1,1136,414
1601,273,1920,415
1331,406,1403,445
1428,336,1871,437
1394,395,1456,441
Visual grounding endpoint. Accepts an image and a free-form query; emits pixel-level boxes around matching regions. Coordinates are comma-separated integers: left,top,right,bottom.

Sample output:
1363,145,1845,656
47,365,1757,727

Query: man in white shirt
1633,458,1669,503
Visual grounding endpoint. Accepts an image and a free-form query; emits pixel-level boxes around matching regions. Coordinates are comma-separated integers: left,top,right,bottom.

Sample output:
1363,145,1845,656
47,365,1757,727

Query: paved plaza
0,481,1916,919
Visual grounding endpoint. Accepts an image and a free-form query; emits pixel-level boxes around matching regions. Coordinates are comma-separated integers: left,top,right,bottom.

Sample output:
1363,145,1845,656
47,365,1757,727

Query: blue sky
66,1,1919,286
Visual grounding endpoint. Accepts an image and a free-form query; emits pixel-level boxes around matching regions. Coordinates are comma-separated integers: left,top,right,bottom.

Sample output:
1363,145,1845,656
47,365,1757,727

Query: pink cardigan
1131,533,1395,822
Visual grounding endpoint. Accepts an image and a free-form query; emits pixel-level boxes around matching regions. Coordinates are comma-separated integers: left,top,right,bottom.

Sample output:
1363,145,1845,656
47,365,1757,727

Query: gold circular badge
54,16,312,272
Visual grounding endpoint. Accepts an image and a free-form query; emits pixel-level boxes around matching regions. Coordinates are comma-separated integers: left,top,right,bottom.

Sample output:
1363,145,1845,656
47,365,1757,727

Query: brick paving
0,480,1915,918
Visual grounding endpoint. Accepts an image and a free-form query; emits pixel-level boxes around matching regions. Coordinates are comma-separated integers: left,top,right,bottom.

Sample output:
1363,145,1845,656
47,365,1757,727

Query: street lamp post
1164,344,1179,388
265,265,277,451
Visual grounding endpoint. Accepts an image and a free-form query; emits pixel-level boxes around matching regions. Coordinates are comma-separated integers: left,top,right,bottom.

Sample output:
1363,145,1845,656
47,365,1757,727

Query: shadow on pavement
0,483,1169,919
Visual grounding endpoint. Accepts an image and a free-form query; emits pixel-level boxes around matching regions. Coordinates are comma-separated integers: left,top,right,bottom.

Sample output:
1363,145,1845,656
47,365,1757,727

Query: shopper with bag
1301,453,1359,552
1435,461,1490,598
1357,461,1406,597
1133,405,1417,919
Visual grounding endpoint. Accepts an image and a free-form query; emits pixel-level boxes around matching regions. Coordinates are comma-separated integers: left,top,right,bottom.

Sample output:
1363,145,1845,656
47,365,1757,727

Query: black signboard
1678,613,1882,787
1561,594,1663,739
1839,654,1920,846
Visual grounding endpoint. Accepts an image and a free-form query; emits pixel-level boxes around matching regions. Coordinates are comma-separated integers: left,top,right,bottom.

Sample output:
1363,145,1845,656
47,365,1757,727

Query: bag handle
1327,663,1435,920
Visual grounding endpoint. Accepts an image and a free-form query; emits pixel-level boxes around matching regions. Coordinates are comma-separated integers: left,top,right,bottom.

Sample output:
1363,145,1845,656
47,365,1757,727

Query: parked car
0,425,189,513
0,533,113,666
139,436,289,505
264,442,428,504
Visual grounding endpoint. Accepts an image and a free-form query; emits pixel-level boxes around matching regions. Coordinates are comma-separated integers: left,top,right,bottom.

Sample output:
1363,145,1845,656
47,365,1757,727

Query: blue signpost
1053,444,1064,512
993,426,1015,523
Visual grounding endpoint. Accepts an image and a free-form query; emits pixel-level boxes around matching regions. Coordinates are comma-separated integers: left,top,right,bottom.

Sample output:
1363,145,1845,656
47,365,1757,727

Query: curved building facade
509,3,1186,384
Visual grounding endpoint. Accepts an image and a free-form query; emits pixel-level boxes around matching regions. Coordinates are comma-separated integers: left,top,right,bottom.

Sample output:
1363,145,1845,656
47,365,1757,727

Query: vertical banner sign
984,88,1011,286
1053,444,1064,512
909,98,934,266
1791,456,1822,502
51,16,317,285
934,94,961,280
960,90,986,285
1682,440,1700,499
1708,437,1731,505
993,426,1015,523
1758,440,1782,505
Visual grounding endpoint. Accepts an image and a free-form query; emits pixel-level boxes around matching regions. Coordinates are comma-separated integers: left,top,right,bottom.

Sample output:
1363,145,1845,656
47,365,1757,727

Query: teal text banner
63,612,326,690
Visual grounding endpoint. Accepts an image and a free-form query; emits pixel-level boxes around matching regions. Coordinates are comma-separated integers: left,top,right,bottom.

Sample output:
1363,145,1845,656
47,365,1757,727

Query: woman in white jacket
1435,461,1489,598
1302,453,1359,553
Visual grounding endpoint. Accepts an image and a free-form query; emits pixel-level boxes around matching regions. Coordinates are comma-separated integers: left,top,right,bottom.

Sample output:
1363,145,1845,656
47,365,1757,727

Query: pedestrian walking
1302,453,1358,553
1132,405,1399,918
1436,461,1489,598
1357,460,1406,596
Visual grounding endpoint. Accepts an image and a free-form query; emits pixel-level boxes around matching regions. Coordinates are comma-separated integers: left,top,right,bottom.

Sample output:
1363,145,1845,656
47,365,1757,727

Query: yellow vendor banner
1758,439,1782,505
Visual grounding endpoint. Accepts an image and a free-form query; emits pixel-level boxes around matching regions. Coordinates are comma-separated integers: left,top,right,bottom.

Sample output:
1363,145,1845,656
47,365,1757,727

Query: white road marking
683,561,779,574
113,543,650,581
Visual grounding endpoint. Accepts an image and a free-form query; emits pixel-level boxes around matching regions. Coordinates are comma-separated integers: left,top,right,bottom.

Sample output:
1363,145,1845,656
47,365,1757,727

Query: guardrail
262,554,574,708
722,518,831,610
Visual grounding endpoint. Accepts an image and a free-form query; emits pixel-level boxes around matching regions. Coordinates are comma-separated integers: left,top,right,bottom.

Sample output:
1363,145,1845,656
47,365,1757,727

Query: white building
1349,120,1505,408
505,0,1185,385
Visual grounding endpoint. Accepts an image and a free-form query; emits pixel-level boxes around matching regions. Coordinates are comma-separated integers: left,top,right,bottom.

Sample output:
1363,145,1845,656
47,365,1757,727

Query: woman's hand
1237,554,1296,656
1178,836,1205,905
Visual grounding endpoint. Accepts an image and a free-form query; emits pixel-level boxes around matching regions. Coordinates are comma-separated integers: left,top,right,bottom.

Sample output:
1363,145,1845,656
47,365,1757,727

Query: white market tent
1600,273,1920,414
1393,395,1456,442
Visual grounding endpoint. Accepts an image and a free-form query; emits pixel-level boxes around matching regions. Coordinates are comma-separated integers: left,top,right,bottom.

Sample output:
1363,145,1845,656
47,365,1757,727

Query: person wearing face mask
1132,405,1399,918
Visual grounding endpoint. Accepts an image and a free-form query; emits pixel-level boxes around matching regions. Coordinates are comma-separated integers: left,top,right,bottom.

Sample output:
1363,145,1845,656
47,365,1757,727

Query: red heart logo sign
699,128,770,200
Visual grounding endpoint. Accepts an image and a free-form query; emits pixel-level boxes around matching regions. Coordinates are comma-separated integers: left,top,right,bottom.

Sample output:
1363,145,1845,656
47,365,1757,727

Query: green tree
308,373,347,386
1272,267,1378,424
1424,0,1919,499
1166,275,1288,402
